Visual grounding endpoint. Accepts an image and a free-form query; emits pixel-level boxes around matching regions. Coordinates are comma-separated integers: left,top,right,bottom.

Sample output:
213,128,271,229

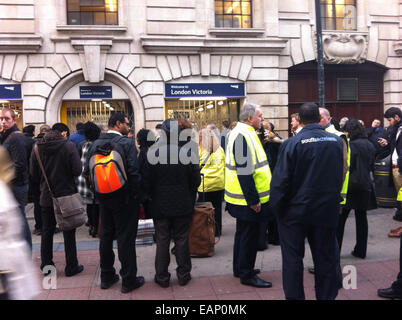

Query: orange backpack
89,139,128,194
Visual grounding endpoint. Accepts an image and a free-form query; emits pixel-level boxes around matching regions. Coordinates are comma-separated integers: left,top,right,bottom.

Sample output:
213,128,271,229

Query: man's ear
61,131,67,138
395,115,401,122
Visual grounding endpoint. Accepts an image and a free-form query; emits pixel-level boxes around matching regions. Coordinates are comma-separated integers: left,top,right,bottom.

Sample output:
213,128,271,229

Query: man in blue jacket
270,102,344,300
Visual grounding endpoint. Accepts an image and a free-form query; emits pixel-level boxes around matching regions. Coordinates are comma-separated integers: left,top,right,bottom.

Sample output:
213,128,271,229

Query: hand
378,138,388,147
250,203,261,213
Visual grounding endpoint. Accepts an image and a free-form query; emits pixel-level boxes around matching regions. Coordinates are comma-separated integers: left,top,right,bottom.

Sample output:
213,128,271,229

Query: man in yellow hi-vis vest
225,103,273,288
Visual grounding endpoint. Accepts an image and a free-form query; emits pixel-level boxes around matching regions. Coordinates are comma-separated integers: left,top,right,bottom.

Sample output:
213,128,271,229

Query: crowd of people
0,102,401,300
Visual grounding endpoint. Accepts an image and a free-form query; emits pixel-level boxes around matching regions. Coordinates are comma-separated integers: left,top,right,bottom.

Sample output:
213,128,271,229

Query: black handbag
34,145,86,231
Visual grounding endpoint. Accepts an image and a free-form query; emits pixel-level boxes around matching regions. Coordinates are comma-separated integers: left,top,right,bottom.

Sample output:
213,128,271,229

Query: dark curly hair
136,128,155,149
344,119,366,141
83,121,101,142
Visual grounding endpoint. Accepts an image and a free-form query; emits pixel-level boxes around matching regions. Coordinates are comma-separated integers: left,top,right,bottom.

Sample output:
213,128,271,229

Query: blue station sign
165,83,245,98
0,84,22,100
80,86,112,99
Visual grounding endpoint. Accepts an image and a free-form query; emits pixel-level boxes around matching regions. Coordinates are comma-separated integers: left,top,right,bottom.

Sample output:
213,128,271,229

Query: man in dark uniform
270,102,344,300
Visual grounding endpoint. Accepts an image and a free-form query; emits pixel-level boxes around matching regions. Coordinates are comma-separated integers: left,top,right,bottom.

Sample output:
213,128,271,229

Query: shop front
165,82,245,130
0,84,23,129
60,81,134,133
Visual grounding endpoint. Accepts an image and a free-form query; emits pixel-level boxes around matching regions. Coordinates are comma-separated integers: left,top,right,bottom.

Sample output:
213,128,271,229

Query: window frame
214,0,253,29
66,0,119,26
320,0,357,31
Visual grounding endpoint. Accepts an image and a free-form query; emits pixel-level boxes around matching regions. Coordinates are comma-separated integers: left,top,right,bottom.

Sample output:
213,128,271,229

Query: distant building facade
0,0,401,136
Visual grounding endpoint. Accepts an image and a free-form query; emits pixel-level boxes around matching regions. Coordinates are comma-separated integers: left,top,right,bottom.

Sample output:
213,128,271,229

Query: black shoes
351,250,366,259
121,276,145,294
154,276,170,288
308,267,315,274
101,274,120,290
241,275,272,288
33,228,42,236
377,287,402,299
234,269,261,278
65,265,84,277
393,213,402,222
178,275,192,286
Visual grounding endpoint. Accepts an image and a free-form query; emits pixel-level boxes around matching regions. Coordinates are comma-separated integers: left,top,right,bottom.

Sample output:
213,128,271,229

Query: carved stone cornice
0,34,42,53
140,35,288,55
315,31,369,64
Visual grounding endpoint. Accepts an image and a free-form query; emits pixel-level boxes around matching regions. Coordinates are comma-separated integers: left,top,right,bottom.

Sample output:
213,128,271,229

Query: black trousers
278,220,340,300
391,234,402,292
33,199,42,231
86,203,100,230
40,206,79,274
258,219,280,249
337,208,368,258
198,190,223,236
98,193,139,287
153,216,192,283
233,219,259,280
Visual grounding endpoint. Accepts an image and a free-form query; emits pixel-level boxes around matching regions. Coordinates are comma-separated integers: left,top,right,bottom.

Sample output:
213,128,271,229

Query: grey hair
239,103,260,122
319,107,331,118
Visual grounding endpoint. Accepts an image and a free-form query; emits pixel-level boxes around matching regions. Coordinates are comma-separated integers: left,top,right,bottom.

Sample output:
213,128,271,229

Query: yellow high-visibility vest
198,147,225,193
398,187,402,202
224,122,271,206
325,124,350,205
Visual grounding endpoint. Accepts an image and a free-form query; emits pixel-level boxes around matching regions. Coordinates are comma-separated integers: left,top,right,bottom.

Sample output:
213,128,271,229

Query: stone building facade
0,0,401,137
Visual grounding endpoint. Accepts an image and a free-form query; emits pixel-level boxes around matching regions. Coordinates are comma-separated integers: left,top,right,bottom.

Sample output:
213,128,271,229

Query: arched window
214,1,252,28
320,0,357,30
67,0,118,25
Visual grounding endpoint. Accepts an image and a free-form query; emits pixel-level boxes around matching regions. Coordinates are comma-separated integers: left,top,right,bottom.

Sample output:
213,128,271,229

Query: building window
320,0,356,30
67,0,118,25
215,1,252,28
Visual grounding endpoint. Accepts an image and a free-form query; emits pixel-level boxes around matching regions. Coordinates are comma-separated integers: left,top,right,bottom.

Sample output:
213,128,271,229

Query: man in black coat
0,108,32,250
378,107,402,222
143,119,200,288
270,102,344,300
84,112,144,294
377,107,402,300
30,123,84,277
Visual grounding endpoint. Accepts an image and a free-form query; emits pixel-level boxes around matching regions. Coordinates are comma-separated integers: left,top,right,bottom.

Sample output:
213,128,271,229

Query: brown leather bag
189,202,216,257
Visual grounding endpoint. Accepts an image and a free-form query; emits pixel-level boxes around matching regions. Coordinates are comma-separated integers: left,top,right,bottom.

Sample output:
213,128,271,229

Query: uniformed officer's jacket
270,123,344,228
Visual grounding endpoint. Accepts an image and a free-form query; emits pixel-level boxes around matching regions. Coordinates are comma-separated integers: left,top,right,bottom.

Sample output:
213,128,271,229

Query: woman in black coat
337,120,377,259
143,119,200,288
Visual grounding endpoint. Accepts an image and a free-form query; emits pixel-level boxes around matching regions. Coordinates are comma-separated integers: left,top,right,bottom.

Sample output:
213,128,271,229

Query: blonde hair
199,128,220,154
0,146,15,184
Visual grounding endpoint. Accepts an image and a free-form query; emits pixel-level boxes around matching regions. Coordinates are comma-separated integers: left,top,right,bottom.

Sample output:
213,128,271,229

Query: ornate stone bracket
393,41,402,56
70,37,113,83
315,31,369,64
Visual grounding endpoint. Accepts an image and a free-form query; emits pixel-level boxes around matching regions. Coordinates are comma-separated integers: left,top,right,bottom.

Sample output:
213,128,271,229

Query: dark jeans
153,216,192,284
391,234,402,292
337,208,368,258
233,219,259,280
40,206,79,274
87,203,100,230
12,184,32,251
278,221,339,300
198,190,223,236
33,199,42,231
98,193,139,287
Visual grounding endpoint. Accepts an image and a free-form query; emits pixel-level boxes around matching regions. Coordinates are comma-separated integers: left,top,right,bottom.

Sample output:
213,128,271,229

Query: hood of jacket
37,130,67,154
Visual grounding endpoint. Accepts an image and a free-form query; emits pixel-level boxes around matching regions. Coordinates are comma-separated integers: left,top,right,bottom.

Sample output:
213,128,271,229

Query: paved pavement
26,204,401,300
